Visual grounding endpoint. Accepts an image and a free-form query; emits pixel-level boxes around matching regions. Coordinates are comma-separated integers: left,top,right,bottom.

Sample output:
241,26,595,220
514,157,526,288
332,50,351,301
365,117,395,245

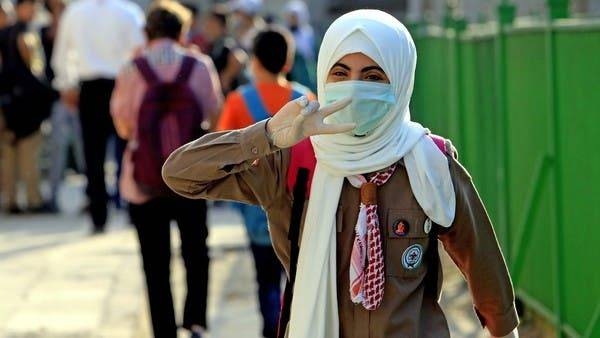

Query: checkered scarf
347,164,397,310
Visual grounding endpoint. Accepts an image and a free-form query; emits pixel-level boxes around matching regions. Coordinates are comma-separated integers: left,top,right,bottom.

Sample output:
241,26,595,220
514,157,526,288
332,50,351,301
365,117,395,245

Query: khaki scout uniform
162,121,519,338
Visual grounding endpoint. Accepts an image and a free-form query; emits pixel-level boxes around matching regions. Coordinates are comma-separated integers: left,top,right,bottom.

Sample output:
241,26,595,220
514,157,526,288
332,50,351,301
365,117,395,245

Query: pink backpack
132,55,205,195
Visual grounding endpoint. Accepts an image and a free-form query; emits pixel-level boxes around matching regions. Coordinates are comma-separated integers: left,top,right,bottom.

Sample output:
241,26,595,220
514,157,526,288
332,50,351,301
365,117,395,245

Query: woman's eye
332,71,347,77
365,74,384,81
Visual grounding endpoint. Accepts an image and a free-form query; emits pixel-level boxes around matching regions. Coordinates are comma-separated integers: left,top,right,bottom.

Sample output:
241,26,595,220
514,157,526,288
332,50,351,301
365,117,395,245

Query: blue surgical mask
323,81,396,136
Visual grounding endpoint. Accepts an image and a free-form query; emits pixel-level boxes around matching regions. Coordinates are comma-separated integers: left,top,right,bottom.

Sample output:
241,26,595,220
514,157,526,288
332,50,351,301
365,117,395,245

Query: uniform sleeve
162,120,288,207
438,158,519,337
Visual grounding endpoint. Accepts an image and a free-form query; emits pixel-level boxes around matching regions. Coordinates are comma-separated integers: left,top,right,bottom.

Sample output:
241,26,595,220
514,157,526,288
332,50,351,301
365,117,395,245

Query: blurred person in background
0,2,12,105
216,26,312,338
282,0,314,63
0,0,14,208
228,0,264,51
111,1,222,337
0,0,13,29
51,0,145,233
203,4,247,95
282,0,316,91
182,2,208,53
42,0,85,213
0,0,57,214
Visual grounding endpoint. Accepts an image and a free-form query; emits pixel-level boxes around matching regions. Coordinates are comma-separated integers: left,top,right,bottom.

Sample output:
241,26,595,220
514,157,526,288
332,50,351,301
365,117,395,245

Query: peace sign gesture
266,96,355,149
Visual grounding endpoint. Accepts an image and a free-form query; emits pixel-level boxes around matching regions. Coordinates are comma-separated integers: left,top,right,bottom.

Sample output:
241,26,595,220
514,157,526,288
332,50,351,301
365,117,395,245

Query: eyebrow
361,66,385,73
331,62,351,71
330,63,385,73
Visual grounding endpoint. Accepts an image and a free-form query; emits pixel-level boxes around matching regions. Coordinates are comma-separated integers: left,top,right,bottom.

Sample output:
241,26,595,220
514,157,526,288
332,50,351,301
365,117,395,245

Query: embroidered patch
392,219,410,237
402,244,423,270
423,218,432,234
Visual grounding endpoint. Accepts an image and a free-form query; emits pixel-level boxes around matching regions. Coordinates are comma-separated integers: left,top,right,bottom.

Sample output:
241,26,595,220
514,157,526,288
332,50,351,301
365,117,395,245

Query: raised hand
266,96,354,149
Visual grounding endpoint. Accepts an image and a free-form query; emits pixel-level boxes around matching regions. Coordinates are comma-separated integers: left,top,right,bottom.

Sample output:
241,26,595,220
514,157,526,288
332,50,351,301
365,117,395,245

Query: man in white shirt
51,0,145,233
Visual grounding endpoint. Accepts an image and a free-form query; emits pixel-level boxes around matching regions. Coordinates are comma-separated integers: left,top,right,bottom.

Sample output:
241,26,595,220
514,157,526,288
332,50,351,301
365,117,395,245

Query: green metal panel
554,27,600,337
411,36,451,136
410,34,428,126
446,31,463,146
411,17,600,338
503,29,557,315
456,40,477,181
459,37,500,225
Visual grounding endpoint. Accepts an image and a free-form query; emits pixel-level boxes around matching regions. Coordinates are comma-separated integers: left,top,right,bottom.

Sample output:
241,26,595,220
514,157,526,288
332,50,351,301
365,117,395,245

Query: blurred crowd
0,0,316,217
0,0,317,337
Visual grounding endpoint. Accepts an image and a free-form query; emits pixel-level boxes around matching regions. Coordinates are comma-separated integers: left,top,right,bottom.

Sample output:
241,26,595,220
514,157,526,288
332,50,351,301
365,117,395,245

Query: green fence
410,6,600,338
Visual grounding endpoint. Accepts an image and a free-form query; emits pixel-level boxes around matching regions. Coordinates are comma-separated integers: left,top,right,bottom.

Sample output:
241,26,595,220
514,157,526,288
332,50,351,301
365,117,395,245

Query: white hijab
288,10,456,338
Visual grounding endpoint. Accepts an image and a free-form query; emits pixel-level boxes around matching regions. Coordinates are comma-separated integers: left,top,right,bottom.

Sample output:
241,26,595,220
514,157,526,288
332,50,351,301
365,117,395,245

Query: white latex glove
266,96,354,149
493,328,519,338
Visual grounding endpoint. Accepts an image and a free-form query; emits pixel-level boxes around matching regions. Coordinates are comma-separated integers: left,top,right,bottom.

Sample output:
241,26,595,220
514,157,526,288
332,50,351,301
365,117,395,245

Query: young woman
163,9,519,338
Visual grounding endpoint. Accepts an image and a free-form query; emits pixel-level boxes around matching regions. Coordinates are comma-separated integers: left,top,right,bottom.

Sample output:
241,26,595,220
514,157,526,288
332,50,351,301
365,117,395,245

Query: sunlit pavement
0,176,499,338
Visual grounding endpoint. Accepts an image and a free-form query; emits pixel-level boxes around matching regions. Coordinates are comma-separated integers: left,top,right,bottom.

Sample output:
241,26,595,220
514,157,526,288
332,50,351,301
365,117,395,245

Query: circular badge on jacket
392,219,410,237
402,244,423,270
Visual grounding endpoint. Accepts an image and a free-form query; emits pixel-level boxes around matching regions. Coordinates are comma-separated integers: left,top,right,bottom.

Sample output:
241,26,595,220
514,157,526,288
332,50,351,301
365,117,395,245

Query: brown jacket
162,120,519,338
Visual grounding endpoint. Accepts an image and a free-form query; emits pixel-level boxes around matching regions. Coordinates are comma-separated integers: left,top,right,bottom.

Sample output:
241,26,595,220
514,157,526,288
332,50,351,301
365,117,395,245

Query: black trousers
250,243,283,338
78,79,126,229
129,196,209,338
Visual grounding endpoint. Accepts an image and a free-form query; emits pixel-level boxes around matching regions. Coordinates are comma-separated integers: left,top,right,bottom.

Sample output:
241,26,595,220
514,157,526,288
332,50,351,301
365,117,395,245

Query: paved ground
0,175,525,338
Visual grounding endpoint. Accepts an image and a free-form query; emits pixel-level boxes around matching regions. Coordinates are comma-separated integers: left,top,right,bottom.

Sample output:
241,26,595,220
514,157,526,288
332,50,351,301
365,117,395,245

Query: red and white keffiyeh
348,164,397,310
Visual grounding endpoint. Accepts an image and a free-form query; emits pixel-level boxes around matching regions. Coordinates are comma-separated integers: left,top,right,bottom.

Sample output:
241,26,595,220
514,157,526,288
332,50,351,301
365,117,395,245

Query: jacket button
251,147,258,154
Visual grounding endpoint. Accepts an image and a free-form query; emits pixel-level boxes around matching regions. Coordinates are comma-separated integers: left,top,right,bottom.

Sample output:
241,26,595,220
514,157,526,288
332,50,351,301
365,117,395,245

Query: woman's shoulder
427,133,457,160
424,134,472,183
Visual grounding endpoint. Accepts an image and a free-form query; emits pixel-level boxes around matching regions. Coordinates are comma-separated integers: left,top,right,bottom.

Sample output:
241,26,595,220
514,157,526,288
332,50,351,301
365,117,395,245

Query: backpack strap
241,84,307,123
175,55,196,83
291,90,303,100
424,133,455,298
133,57,159,84
290,81,311,100
424,224,440,298
286,138,316,196
240,85,271,122
278,167,309,338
